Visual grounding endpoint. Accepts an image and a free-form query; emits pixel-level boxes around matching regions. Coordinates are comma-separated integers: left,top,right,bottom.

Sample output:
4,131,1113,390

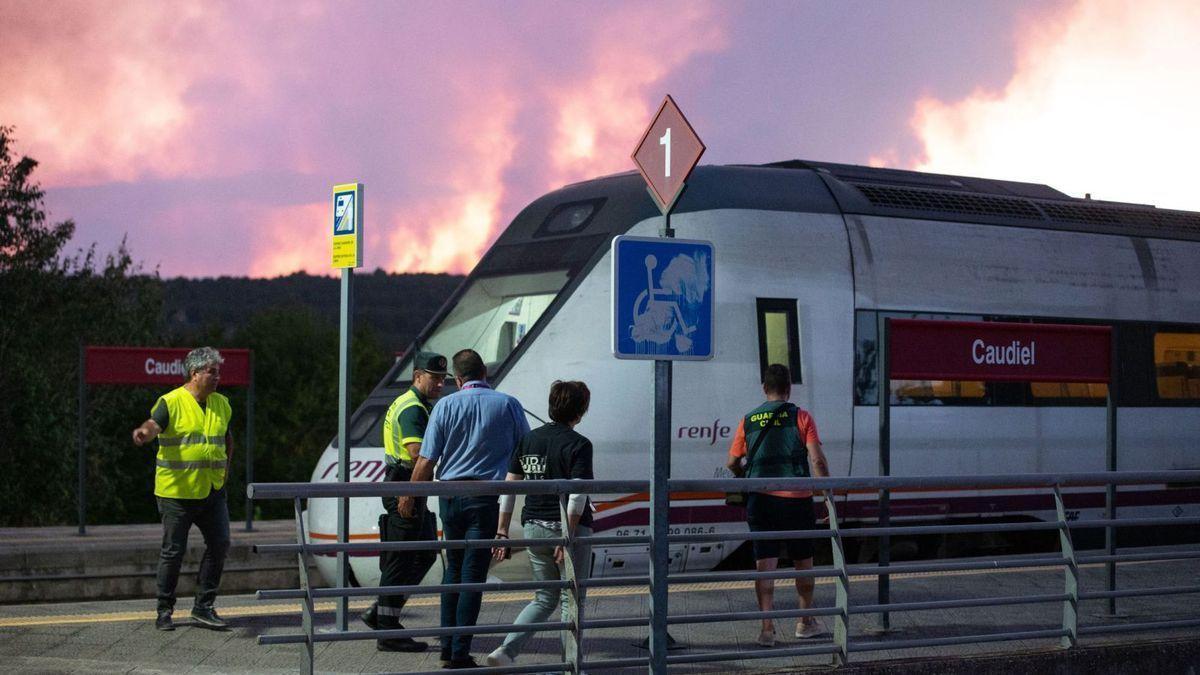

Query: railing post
1053,486,1079,649
824,491,851,665
560,496,584,674
294,497,315,675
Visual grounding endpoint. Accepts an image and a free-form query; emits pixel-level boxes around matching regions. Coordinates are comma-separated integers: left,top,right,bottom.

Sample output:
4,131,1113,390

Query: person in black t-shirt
486,381,593,667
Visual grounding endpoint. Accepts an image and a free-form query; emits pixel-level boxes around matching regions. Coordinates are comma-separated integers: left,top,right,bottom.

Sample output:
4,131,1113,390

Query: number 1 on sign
659,127,671,178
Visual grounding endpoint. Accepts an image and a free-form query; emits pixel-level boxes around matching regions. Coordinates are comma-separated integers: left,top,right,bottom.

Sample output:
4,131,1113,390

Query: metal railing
248,470,1200,674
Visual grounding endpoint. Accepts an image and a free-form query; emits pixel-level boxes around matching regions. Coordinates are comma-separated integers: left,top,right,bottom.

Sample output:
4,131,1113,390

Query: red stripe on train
590,487,1200,531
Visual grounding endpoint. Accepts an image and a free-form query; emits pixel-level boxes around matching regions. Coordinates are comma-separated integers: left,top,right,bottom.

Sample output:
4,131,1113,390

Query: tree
0,126,163,525
221,307,391,520
0,126,400,525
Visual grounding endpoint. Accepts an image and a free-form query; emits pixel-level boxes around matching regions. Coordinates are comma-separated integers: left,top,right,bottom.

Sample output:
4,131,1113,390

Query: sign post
876,317,891,632
1105,329,1119,616
78,344,87,536
627,95,706,674
881,318,1115,626
331,182,363,631
245,351,256,532
78,347,253,535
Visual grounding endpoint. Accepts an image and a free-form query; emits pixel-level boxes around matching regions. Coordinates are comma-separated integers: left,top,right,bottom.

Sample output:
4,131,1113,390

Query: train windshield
394,269,569,382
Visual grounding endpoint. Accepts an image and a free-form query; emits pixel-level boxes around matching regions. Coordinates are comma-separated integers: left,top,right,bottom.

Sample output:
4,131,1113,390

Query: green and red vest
743,401,809,479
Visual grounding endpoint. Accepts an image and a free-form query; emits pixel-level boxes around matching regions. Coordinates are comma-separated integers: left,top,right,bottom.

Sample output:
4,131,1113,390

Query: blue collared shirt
420,381,530,481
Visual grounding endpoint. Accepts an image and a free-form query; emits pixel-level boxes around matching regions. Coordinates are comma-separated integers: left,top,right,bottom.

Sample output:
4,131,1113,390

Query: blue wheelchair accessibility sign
612,235,714,360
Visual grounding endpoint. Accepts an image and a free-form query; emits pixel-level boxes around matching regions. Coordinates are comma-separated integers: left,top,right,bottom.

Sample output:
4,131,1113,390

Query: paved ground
2,547,1198,673
0,521,303,604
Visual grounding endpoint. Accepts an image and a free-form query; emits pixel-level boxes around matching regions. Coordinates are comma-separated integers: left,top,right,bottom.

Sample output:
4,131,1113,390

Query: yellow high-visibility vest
382,388,428,464
153,386,231,499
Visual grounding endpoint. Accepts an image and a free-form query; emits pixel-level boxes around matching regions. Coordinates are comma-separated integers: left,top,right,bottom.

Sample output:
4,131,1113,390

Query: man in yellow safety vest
132,346,233,632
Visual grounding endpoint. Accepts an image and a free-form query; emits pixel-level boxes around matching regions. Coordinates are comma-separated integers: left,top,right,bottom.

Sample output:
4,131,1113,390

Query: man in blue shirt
400,349,529,669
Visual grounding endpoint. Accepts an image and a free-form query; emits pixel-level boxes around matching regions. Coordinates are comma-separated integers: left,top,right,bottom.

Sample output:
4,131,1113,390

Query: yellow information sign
331,182,363,268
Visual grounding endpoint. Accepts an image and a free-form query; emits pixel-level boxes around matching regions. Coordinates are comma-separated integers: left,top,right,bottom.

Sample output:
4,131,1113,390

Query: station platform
2,547,1197,673
0,520,310,604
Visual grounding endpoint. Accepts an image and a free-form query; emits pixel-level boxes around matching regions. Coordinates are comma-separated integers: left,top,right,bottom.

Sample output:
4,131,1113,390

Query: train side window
1154,331,1200,400
1030,381,1108,402
756,298,801,383
854,310,988,406
891,378,987,404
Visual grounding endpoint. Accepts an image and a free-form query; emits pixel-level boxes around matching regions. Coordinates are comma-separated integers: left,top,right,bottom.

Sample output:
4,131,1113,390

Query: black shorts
746,493,816,561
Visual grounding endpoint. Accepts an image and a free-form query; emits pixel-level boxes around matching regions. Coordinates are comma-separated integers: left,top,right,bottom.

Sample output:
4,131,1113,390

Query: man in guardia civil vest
361,350,447,652
725,363,831,647
132,347,233,632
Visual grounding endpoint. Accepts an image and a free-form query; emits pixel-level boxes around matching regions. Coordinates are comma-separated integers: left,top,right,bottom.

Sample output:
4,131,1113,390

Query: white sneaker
795,619,827,639
485,647,514,666
755,628,776,647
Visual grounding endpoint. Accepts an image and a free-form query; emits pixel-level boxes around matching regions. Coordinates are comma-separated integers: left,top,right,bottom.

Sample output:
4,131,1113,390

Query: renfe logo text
677,420,732,445
972,339,1036,366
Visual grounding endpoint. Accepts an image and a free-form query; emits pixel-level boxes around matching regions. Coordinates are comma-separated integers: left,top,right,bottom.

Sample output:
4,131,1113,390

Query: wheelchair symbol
630,254,696,352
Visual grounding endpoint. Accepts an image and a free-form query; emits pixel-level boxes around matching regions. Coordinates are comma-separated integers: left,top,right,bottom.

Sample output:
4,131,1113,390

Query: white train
307,160,1200,586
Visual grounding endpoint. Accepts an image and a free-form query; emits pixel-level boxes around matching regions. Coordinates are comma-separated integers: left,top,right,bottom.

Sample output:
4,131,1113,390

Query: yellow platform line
0,558,1160,628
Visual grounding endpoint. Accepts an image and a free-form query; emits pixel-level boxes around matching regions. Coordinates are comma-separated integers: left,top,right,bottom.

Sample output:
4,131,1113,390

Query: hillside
159,270,464,352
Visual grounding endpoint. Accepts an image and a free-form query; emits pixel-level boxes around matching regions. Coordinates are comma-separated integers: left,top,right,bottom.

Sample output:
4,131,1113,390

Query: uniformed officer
726,363,831,645
362,351,446,652
132,346,233,632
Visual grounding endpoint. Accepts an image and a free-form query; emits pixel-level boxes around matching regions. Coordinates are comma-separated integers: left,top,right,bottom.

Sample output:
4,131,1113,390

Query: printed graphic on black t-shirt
519,454,547,478
509,422,593,527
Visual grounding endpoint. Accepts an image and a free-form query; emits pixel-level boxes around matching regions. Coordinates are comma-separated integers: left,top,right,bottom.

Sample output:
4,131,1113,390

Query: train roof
773,160,1200,243
542,160,1200,244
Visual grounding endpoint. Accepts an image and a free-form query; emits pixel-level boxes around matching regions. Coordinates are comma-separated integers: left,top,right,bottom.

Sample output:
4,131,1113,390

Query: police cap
413,351,448,376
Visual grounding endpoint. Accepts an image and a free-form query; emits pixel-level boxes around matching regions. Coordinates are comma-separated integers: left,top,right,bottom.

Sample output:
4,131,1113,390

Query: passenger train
307,160,1200,586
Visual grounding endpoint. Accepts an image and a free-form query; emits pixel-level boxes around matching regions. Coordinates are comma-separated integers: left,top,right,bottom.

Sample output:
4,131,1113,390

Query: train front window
394,269,569,382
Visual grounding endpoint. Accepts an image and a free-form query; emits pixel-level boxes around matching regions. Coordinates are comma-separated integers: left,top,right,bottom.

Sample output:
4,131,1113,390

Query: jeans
498,521,592,660
156,487,230,613
438,494,500,659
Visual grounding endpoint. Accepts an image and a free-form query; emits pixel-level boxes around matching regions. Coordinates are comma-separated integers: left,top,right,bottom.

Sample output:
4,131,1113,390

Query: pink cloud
0,2,206,186
245,202,331,278
5,2,732,277
542,3,729,189
895,0,1200,210
382,82,521,274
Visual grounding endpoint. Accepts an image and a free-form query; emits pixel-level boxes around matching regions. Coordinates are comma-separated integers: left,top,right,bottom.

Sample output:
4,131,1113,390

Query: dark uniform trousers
378,463,437,624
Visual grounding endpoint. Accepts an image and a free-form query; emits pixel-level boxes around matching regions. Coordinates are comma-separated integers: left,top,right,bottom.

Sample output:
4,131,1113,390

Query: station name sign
85,346,252,386
888,319,1111,383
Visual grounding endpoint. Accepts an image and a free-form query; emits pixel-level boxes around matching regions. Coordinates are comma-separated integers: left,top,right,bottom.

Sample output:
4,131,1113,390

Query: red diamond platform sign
632,95,705,213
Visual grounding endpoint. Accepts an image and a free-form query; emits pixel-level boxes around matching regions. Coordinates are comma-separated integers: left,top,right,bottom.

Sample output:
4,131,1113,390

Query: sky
2,0,1198,278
